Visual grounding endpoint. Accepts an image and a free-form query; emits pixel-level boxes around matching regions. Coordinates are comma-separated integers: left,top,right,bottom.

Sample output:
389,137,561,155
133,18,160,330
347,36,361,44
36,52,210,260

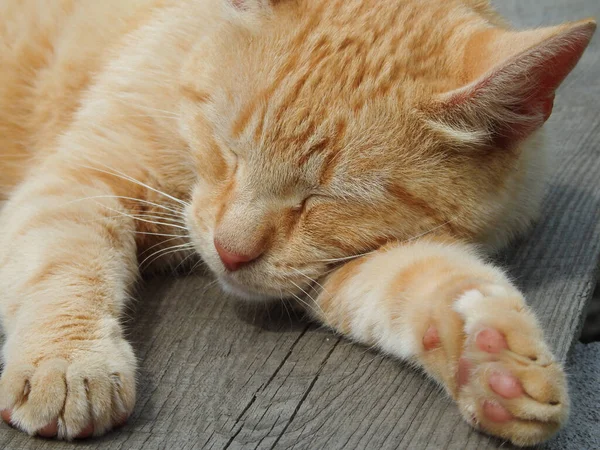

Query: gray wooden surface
1,0,599,449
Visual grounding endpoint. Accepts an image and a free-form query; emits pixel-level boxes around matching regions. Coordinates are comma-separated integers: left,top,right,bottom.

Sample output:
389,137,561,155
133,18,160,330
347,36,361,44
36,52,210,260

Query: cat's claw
454,312,568,447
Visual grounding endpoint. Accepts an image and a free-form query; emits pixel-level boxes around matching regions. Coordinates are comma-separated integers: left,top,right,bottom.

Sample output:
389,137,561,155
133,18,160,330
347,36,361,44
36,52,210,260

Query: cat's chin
217,276,278,303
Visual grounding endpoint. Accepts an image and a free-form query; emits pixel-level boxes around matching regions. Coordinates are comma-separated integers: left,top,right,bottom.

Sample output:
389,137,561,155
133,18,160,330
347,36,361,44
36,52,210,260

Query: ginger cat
0,0,596,445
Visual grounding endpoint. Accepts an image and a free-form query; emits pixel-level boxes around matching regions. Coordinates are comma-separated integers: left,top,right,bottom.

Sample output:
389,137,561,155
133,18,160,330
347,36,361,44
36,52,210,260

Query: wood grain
1,0,599,449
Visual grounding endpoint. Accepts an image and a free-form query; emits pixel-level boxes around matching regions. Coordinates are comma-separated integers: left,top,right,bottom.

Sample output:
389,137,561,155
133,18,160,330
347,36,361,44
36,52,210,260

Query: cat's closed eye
292,193,332,215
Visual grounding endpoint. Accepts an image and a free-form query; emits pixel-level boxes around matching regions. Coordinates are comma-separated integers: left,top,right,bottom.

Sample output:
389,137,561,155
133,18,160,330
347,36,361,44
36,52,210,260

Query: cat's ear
428,20,596,149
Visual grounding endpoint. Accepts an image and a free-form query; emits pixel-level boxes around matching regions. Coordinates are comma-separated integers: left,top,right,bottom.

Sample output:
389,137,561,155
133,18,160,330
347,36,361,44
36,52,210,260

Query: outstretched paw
0,337,136,440
453,289,568,447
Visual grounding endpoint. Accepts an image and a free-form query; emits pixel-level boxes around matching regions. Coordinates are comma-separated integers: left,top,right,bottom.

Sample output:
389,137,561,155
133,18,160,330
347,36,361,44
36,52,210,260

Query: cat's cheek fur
476,131,551,252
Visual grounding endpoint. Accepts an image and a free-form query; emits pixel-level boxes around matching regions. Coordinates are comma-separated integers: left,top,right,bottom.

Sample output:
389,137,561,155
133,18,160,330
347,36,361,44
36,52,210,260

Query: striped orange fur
0,0,595,444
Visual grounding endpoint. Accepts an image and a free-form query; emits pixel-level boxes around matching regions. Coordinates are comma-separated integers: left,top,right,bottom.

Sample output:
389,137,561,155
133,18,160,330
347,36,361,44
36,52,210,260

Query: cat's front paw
453,289,568,447
0,336,136,440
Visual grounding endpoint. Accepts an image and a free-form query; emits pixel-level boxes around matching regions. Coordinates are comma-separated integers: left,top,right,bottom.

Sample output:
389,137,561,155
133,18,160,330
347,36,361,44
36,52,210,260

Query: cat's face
176,0,588,300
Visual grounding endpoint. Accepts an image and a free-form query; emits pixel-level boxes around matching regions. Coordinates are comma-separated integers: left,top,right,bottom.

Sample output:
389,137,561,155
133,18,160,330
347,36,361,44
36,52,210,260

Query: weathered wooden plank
1,1,599,449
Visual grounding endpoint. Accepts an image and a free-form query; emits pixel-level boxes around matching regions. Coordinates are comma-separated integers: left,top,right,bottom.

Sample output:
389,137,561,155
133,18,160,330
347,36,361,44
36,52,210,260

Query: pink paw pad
489,372,523,399
77,423,95,439
476,328,508,354
114,413,130,430
37,420,58,438
483,400,513,423
423,325,441,350
1,410,12,426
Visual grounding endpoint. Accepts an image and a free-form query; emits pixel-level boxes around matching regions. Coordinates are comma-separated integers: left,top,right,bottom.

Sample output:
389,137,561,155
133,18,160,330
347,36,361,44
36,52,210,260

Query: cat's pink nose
214,239,261,271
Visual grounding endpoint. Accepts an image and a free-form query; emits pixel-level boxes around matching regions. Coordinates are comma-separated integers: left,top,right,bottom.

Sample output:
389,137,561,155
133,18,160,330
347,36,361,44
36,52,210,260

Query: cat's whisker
200,279,219,295
172,250,200,274
314,249,376,264
65,195,185,216
142,209,186,219
284,289,324,321
93,202,189,231
398,218,455,246
75,162,190,207
288,279,328,321
290,267,332,298
133,231,188,238
80,214,184,229
84,212,186,227
280,298,294,329
139,236,187,258
139,242,195,270
131,213,186,225
187,258,206,276
310,218,457,265
127,212,187,226
144,245,195,271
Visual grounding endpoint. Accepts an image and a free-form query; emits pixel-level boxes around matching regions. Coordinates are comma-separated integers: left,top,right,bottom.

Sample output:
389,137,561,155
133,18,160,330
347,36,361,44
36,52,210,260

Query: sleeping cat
0,0,596,445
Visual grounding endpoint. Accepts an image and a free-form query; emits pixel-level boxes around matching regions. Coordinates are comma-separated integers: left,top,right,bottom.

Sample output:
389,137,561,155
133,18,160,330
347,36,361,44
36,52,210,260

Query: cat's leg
309,238,568,446
0,167,140,439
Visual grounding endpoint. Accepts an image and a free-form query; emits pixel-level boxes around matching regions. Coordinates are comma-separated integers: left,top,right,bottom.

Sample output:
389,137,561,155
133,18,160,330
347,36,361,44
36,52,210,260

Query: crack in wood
268,337,342,450
222,326,310,449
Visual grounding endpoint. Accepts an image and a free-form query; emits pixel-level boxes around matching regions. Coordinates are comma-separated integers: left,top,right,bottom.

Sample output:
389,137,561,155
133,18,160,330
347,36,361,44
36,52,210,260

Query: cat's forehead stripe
230,2,328,140
230,0,483,155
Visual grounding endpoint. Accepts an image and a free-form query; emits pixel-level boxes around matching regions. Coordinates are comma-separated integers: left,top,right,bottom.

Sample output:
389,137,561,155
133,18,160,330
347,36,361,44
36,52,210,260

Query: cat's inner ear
430,20,596,149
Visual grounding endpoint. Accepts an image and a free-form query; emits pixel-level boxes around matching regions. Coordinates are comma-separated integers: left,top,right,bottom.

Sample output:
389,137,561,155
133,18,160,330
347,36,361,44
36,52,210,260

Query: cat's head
178,0,595,300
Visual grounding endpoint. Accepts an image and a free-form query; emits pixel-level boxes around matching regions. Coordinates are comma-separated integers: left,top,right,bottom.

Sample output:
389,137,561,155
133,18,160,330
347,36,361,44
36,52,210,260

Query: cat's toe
0,340,136,440
2,410,95,439
488,371,523,399
37,419,59,438
0,359,66,436
456,324,568,446
481,400,513,423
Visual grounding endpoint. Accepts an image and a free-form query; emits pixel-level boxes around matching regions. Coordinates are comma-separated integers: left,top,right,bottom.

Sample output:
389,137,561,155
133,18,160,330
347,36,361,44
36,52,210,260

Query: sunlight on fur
0,0,596,445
